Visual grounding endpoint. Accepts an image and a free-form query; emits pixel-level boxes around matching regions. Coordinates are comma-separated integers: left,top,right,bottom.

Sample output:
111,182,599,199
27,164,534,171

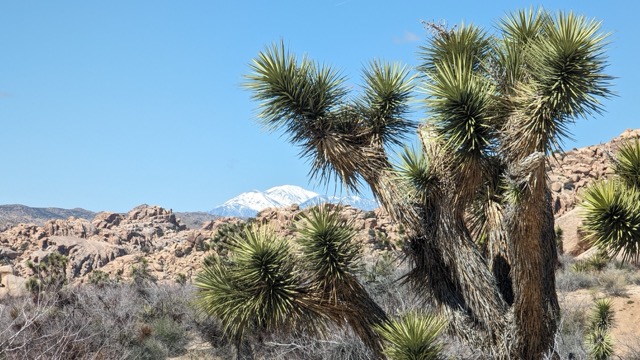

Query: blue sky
1,1,638,212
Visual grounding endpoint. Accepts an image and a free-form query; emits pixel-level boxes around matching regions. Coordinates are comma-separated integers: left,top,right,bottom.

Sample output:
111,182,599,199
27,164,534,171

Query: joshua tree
230,8,612,359
581,139,640,264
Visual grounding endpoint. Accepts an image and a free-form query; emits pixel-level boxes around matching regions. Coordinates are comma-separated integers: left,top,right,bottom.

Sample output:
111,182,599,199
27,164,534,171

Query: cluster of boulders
0,202,402,298
1,129,638,298
548,129,640,217
548,129,640,256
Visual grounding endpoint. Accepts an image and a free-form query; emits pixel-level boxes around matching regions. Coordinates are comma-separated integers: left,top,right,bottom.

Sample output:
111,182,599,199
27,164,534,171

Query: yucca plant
194,226,325,358
585,298,615,360
375,312,446,360
296,205,388,355
26,252,68,294
581,140,640,264
612,139,640,189
240,8,612,359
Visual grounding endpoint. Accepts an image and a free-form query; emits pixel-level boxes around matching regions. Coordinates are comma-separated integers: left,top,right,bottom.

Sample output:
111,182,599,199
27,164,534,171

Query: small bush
153,316,187,356
597,269,629,297
556,269,597,292
550,301,591,359
88,270,112,286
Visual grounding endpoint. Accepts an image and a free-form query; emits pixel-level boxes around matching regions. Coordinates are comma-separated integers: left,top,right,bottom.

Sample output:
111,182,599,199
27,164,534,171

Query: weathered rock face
0,205,199,291
0,129,637,296
547,129,640,254
43,217,98,238
548,129,640,217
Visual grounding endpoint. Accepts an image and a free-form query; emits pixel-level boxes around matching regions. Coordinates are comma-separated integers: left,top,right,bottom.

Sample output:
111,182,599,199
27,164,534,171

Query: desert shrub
619,336,640,360
0,282,197,359
25,252,68,294
175,272,188,285
571,250,610,273
597,268,629,297
88,269,113,286
152,316,187,356
254,328,373,360
556,268,597,292
549,300,591,359
363,211,376,219
131,337,169,360
626,270,640,286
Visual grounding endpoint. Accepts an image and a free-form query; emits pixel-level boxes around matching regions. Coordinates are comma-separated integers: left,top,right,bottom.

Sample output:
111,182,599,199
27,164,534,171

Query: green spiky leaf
612,139,640,189
194,226,322,342
296,205,361,297
375,312,446,360
581,180,640,263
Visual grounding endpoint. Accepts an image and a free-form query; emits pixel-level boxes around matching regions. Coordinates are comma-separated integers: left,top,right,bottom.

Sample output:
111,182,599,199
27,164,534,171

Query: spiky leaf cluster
581,140,640,263
246,42,415,190
296,205,361,299
375,312,446,360
194,227,321,342
585,298,615,360
196,206,389,355
612,139,640,188
395,146,437,205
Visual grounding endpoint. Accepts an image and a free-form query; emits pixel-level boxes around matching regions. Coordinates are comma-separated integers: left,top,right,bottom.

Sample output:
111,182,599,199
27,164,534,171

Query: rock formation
0,129,638,298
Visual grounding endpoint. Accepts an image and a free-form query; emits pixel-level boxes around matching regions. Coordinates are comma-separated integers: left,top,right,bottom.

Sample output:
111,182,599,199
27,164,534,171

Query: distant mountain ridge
210,185,378,218
0,204,96,228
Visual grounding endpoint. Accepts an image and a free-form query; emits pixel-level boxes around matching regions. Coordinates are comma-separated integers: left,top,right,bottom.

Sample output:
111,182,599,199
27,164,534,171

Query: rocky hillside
0,129,639,299
0,204,96,229
549,129,640,256
0,203,400,298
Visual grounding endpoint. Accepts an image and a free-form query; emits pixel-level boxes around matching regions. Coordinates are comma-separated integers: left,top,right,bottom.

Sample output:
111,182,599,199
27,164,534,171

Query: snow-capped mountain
264,185,319,206
209,190,282,218
210,185,378,218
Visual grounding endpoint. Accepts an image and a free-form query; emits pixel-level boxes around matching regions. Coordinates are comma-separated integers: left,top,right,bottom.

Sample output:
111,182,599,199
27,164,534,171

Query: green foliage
25,252,68,293
395,146,437,205
196,206,393,356
296,206,361,298
209,221,250,257
571,250,610,273
194,226,322,345
88,270,112,287
131,256,156,286
423,34,496,159
245,41,415,190
613,139,640,188
363,251,397,284
375,312,446,360
585,298,615,360
361,61,416,146
581,141,640,263
175,273,188,285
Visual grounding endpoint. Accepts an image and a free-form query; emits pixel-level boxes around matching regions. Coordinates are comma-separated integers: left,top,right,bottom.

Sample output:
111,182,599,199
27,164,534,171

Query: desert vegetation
2,237,640,359
237,7,613,359
3,7,640,360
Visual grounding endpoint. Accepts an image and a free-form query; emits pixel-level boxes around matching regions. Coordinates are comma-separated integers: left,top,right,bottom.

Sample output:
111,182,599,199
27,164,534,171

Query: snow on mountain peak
264,185,319,206
210,185,378,218
221,191,280,212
